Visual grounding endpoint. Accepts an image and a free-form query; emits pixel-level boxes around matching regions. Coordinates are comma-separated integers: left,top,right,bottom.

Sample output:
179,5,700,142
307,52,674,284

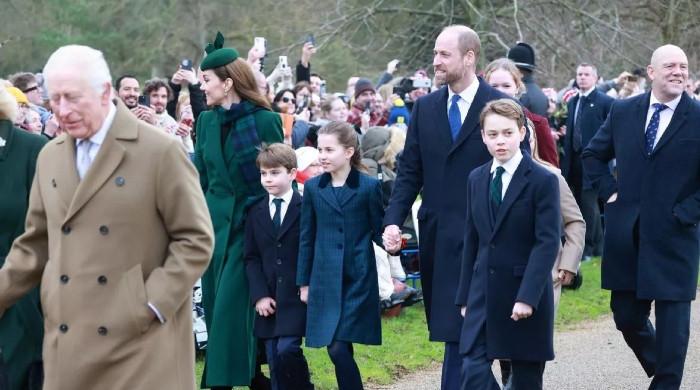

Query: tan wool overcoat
0,101,214,390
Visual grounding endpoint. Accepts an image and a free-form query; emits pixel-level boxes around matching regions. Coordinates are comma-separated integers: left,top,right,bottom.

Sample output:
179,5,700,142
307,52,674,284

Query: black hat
507,42,536,71
354,78,375,99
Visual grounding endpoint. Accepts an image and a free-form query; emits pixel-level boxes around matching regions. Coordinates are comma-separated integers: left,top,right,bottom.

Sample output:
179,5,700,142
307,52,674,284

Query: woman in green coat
194,33,283,389
0,86,46,390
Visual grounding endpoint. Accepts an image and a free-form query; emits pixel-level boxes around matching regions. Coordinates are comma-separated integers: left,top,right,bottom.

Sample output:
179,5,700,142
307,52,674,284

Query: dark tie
572,95,586,153
490,166,506,210
449,94,462,141
272,198,283,229
645,103,668,155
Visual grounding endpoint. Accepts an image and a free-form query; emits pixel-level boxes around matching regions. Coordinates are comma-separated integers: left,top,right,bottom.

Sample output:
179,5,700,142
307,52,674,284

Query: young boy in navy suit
456,99,561,390
245,143,314,390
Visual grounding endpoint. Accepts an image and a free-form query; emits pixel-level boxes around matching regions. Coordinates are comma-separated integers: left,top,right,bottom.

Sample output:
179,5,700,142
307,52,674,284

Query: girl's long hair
318,121,367,172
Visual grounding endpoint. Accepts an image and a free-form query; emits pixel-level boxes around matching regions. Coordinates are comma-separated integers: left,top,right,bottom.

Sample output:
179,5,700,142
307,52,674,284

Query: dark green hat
201,32,239,70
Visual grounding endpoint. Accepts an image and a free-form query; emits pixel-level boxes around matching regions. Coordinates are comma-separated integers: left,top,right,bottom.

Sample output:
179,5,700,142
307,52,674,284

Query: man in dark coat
582,44,700,389
560,63,614,259
382,25,514,389
507,42,549,117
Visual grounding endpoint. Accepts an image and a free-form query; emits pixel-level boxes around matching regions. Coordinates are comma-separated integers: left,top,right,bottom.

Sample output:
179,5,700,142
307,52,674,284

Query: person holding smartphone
167,59,207,133
346,79,387,133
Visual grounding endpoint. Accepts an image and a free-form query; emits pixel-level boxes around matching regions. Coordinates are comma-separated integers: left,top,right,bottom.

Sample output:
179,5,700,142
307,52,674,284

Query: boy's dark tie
272,198,283,229
645,103,668,155
490,166,506,210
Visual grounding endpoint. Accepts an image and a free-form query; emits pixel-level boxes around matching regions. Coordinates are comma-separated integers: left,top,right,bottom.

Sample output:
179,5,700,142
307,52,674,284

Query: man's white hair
43,45,112,95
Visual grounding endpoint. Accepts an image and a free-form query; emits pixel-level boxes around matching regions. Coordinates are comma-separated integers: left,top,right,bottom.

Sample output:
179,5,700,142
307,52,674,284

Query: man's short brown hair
256,143,297,171
143,78,173,100
479,98,525,129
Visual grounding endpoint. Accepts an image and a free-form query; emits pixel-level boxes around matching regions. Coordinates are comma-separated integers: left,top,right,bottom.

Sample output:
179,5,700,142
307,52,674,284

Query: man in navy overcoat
382,25,513,389
560,63,614,259
582,45,700,389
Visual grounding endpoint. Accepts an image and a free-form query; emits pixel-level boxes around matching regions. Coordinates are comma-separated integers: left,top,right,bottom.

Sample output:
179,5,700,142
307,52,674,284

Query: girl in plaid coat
297,121,385,390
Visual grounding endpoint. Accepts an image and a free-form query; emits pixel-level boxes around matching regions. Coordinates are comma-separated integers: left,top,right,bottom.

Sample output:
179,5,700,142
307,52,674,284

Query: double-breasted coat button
97,275,108,285
489,268,495,275
490,244,495,249
51,179,57,187
97,326,108,336
277,277,283,284
99,225,109,235
60,275,69,284
115,176,125,186
61,226,71,235
276,242,282,248
276,259,282,265
59,324,69,333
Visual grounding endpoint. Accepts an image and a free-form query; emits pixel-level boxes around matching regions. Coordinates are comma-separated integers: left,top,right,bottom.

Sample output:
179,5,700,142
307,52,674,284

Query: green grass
196,258,612,389
556,258,611,327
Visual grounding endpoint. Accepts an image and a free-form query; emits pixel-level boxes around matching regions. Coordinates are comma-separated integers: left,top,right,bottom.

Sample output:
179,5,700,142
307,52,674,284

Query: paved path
368,300,700,389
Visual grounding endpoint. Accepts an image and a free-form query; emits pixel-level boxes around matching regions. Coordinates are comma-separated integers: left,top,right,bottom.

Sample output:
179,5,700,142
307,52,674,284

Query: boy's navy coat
297,169,384,348
455,155,561,361
383,79,523,343
244,191,306,338
582,92,700,301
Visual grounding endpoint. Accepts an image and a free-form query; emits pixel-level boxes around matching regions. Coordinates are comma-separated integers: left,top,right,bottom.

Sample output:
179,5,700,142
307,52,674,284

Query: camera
278,56,288,69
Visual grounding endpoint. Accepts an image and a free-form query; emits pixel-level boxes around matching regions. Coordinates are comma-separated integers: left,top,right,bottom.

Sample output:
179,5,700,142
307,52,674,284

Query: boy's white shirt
268,187,294,222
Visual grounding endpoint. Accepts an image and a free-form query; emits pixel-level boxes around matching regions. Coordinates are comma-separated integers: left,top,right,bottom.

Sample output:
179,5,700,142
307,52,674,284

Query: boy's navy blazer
455,154,561,361
582,91,700,301
383,78,530,342
244,191,307,338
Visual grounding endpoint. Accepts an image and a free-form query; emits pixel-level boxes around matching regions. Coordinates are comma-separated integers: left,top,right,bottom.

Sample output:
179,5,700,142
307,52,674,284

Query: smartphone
138,95,150,107
279,56,288,68
412,78,432,89
180,58,193,70
364,101,371,113
306,34,315,46
254,37,266,54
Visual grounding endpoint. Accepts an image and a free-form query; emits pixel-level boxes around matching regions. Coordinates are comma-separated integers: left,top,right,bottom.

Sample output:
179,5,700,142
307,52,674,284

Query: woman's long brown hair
212,58,271,110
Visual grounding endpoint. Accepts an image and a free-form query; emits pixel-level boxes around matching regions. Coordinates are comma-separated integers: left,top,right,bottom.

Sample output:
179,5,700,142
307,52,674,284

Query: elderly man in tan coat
0,45,214,389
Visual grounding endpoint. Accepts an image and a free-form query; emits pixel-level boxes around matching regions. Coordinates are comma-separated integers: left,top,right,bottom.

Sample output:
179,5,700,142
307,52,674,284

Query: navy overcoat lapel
633,93,652,156
491,156,531,239
317,173,343,215
431,87,454,150
277,192,301,238
654,92,690,154
255,198,277,240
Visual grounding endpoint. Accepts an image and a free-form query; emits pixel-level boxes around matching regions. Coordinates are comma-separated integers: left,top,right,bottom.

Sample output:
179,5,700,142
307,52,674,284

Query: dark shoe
401,289,423,307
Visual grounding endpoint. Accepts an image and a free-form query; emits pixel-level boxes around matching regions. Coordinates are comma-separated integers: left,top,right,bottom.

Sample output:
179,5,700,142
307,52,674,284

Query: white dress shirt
645,93,682,149
268,188,294,223
75,102,116,178
490,149,524,199
447,79,480,125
